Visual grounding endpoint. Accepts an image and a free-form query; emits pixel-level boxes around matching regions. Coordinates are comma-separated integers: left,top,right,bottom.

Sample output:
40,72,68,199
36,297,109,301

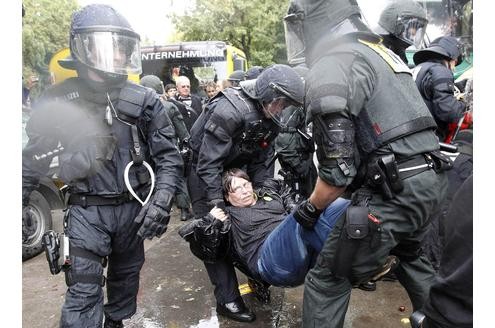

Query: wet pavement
23,209,413,328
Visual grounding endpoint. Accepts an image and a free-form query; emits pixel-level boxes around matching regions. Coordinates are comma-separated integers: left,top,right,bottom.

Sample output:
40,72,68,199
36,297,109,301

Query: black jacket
414,60,466,140
422,175,472,327
170,94,202,131
22,78,182,198
179,179,297,270
189,88,279,202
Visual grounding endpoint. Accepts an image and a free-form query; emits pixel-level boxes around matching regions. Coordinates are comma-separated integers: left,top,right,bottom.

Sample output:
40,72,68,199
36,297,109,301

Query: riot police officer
244,66,264,80
274,65,317,199
22,5,182,328
413,36,467,141
187,64,304,322
226,70,246,88
375,0,428,63
140,75,194,221
284,1,449,327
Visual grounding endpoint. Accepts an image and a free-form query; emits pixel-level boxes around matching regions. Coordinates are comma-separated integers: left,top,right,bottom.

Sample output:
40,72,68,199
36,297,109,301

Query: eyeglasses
180,85,190,88
231,181,252,193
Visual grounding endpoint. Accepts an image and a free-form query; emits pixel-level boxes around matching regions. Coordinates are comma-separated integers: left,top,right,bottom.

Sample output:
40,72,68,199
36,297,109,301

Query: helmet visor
269,82,303,106
71,31,142,75
262,97,292,128
397,16,427,48
284,12,306,66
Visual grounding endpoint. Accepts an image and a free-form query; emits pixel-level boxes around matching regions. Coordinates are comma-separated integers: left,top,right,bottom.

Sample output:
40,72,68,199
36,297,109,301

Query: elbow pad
313,115,355,160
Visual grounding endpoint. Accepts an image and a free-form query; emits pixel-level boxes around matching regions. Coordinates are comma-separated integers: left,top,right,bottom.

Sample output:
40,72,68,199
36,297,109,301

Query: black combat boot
104,317,124,328
357,281,377,291
216,296,256,322
355,256,399,291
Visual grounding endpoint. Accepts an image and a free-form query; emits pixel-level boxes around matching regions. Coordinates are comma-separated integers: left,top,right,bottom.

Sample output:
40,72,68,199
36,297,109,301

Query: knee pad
64,246,107,287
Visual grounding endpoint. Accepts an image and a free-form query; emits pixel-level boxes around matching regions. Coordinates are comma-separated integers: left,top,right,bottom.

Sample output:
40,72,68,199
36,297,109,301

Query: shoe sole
216,309,256,323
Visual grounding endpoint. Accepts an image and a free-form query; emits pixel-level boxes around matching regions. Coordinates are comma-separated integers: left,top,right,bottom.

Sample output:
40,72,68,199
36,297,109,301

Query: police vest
43,78,156,195
314,39,437,155
221,88,278,161
190,88,277,164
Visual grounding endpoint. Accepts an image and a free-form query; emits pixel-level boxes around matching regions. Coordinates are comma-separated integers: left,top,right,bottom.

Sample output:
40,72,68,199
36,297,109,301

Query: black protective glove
134,189,172,240
207,198,226,211
178,213,230,263
293,199,323,229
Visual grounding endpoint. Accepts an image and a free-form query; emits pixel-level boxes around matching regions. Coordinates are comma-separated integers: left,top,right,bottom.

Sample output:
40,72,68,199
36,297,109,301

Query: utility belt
329,151,452,283
366,151,452,200
68,192,134,207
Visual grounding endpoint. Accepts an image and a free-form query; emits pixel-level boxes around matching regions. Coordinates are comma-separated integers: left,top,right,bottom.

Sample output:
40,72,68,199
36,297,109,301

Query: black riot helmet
140,75,164,95
284,0,365,66
240,64,304,127
244,66,264,80
376,0,428,49
227,70,246,87
65,4,142,86
413,36,464,66
255,64,304,106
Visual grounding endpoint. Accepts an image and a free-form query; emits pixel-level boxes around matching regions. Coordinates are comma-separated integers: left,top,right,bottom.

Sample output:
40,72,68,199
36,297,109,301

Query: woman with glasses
179,168,351,305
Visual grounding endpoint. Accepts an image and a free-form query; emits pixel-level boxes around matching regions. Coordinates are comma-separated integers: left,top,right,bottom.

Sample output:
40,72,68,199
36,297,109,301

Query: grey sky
75,0,392,44
77,0,196,44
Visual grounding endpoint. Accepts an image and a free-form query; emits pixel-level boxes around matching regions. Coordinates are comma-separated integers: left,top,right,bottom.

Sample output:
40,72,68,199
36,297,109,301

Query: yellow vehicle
140,41,248,94
48,48,141,84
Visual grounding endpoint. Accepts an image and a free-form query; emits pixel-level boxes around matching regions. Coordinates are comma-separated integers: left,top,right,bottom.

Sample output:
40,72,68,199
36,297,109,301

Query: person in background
170,76,202,131
225,70,245,88
140,75,195,221
375,0,428,64
203,80,219,106
274,64,317,201
244,66,264,80
410,174,473,328
164,83,177,100
412,36,467,141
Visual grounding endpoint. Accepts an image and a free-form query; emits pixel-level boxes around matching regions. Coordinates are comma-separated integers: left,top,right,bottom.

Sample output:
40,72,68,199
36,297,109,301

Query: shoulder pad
221,88,257,115
239,79,257,99
358,39,411,74
43,78,82,103
117,82,148,119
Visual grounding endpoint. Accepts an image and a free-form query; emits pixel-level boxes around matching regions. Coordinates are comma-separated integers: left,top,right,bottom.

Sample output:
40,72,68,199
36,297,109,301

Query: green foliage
170,0,289,67
22,0,78,98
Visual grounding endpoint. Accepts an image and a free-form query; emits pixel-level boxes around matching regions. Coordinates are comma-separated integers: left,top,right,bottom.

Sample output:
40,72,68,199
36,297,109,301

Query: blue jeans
257,198,350,287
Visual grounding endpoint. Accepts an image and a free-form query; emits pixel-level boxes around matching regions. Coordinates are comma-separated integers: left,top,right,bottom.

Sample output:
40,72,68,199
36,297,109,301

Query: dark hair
222,168,251,195
164,83,176,92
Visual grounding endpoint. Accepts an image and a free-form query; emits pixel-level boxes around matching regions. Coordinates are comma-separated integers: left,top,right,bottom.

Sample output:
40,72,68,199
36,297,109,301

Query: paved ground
23,209,413,328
